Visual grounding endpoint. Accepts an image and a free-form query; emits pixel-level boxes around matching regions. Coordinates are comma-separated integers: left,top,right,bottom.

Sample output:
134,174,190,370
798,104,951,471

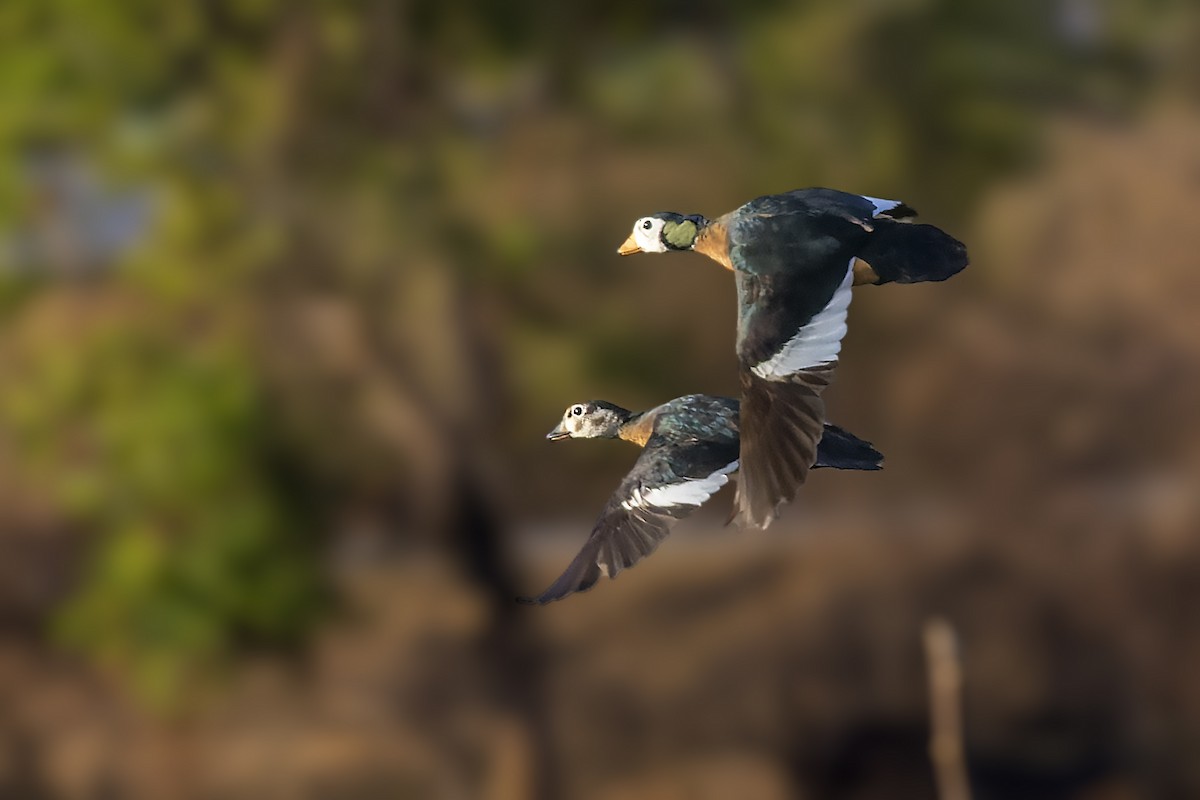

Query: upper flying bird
616,188,967,528
520,394,882,605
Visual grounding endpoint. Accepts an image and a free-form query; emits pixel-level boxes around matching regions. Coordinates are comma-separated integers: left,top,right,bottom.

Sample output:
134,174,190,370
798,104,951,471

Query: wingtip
731,510,777,530
729,484,779,530
735,370,828,530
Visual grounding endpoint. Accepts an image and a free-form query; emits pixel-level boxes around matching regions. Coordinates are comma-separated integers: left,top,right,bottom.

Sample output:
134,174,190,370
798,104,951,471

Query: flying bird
616,188,967,528
520,395,882,605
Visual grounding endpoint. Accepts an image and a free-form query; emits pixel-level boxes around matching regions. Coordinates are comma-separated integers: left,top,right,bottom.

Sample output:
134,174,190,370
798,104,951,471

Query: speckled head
546,401,631,441
617,212,708,256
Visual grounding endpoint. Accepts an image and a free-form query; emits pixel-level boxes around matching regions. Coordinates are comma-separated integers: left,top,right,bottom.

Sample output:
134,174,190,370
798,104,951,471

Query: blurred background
1,1,1199,798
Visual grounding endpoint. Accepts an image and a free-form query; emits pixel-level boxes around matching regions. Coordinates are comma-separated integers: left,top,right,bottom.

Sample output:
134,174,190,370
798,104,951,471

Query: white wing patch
862,195,903,217
621,461,739,511
752,261,854,380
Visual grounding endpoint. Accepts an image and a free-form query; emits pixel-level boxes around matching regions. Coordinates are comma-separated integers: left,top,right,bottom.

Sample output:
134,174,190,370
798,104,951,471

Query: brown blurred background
1,1,1199,798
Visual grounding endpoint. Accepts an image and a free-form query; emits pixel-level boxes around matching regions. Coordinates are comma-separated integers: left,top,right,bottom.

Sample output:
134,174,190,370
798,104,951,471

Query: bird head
546,401,631,441
617,212,707,255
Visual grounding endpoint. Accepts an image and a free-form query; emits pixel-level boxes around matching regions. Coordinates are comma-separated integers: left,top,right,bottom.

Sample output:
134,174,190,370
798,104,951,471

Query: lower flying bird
520,395,882,605
616,188,968,528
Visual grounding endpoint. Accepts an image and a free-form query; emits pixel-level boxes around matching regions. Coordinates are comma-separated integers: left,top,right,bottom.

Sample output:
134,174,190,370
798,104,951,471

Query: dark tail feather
732,367,832,529
814,424,884,471
858,220,968,285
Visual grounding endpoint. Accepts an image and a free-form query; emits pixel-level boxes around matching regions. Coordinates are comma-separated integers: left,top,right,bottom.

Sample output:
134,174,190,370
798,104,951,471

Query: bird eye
641,219,653,231
571,405,584,416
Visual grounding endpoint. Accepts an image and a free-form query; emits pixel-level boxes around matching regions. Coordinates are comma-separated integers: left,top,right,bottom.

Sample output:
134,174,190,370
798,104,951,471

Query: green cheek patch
663,220,698,249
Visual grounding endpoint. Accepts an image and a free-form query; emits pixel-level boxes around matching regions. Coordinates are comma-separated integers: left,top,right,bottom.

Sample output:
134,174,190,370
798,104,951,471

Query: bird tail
814,424,884,471
856,220,968,285
731,367,832,530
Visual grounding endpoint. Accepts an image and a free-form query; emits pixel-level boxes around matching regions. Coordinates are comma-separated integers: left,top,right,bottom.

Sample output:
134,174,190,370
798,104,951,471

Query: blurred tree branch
925,617,972,800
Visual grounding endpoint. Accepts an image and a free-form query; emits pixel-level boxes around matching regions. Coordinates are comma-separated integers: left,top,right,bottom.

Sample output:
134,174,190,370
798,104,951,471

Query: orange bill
617,233,641,255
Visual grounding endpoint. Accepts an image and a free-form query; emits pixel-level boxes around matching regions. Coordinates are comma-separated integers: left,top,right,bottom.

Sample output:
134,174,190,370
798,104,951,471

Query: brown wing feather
517,506,674,605
732,364,835,529
520,431,739,605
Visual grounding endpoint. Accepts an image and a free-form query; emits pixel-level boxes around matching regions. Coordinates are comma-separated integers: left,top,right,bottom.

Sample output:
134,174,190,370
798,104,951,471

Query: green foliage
0,310,322,707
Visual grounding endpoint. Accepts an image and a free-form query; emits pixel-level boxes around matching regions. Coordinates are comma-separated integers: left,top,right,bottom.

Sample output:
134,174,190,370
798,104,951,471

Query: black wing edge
876,201,918,220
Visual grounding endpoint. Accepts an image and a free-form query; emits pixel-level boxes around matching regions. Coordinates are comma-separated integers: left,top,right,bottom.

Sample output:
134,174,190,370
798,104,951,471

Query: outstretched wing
733,362,836,529
520,434,739,605
724,188,958,525
727,192,867,528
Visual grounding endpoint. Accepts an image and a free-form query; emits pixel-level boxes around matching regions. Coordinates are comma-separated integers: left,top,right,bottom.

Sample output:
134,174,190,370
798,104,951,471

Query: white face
632,217,668,253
